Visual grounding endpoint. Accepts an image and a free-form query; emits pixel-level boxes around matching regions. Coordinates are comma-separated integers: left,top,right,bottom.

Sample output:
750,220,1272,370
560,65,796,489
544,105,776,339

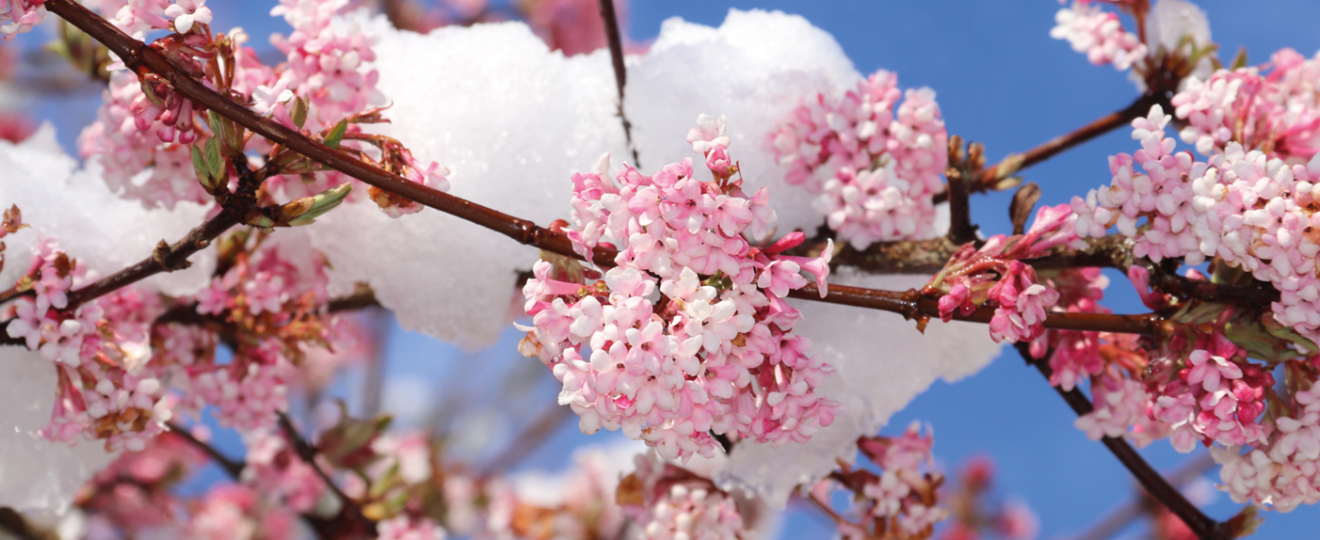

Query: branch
67,210,239,310
791,283,1159,335
936,93,1159,203
1013,344,1229,540
1070,453,1216,540
597,0,639,167
42,0,1162,338
827,234,1277,308
276,412,377,537
477,402,574,477
0,507,48,540
46,0,614,268
166,421,244,479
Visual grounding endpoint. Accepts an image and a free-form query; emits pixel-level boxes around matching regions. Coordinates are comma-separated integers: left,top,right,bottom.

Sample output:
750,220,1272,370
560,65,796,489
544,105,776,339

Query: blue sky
23,1,1320,538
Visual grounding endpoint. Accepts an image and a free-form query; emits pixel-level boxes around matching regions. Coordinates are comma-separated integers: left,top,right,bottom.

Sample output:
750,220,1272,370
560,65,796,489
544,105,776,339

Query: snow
311,9,858,349
0,125,214,297
722,269,1004,507
626,10,860,237
0,347,117,514
0,126,213,512
308,19,627,349
312,10,1000,505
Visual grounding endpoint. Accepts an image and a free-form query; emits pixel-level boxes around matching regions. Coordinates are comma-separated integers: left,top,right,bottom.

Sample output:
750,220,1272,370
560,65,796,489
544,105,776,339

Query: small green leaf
287,184,352,226
190,144,211,190
291,96,308,129
207,110,226,142
204,137,224,187
1231,46,1249,70
323,119,348,149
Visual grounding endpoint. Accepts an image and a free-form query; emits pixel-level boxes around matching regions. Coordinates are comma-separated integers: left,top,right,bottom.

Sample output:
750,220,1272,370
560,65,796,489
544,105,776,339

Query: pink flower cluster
1172,48,1320,160
4,238,171,451
621,453,749,540
856,423,949,538
240,431,328,513
0,0,46,38
1212,375,1320,512
1073,104,1320,340
768,71,948,249
933,204,1085,343
184,484,298,540
1075,369,1169,446
1049,1,1147,71
521,115,838,460
1027,267,1109,392
378,515,449,540
107,0,213,38
79,71,213,210
80,0,447,215
1152,349,1273,452
178,240,340,432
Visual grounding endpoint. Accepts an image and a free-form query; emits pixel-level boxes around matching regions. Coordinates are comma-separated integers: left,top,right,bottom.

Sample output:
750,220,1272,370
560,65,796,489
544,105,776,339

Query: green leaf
287,184,352,226
190,144,211,190
1262,314,1319,354
291,96,308,129
1231,46,1249,70
323,119,348,149
204,137,224,187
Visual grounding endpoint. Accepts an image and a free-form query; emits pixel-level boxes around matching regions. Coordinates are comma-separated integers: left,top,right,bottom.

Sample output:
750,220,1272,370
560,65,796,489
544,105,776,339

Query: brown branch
977,94,1158,197
327,288,380,312
791,283,1159,335
597,0,640,167
66,209,239,310
1070,453,1216,540
166,421,244,479
1014,344,1229,540
46,0,615,269
42,0,1164,337
0,507,50,540
276,412,377,537
477,402,574,477
827,234,1277,308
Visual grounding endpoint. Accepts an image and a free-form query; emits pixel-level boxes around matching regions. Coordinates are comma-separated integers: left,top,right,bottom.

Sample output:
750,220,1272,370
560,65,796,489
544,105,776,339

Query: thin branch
597,0,639,168
935,94,1159,203
1014,344,1229,540
1070,453,1216,540
66,210,239,310
166,421,244,479
42,0,1163,338
276,412,377,537
477,402,574,477
0,507,47,540
790,283,1159,335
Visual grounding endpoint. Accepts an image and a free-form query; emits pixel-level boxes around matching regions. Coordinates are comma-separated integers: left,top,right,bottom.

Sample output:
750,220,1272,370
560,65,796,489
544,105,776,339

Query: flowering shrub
2,0,1320,539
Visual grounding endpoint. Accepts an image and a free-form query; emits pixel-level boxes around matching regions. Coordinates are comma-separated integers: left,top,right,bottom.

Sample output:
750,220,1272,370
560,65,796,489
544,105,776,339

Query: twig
477,402,574,477
67,210,239,310
166,421,244,479
1013,344,1229,540
932,94,1157,204
0,507,47,540
791,283,1159,335
42,0,1165,337
1069,453,1216,540
597,0,639,168
276,412,377,537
